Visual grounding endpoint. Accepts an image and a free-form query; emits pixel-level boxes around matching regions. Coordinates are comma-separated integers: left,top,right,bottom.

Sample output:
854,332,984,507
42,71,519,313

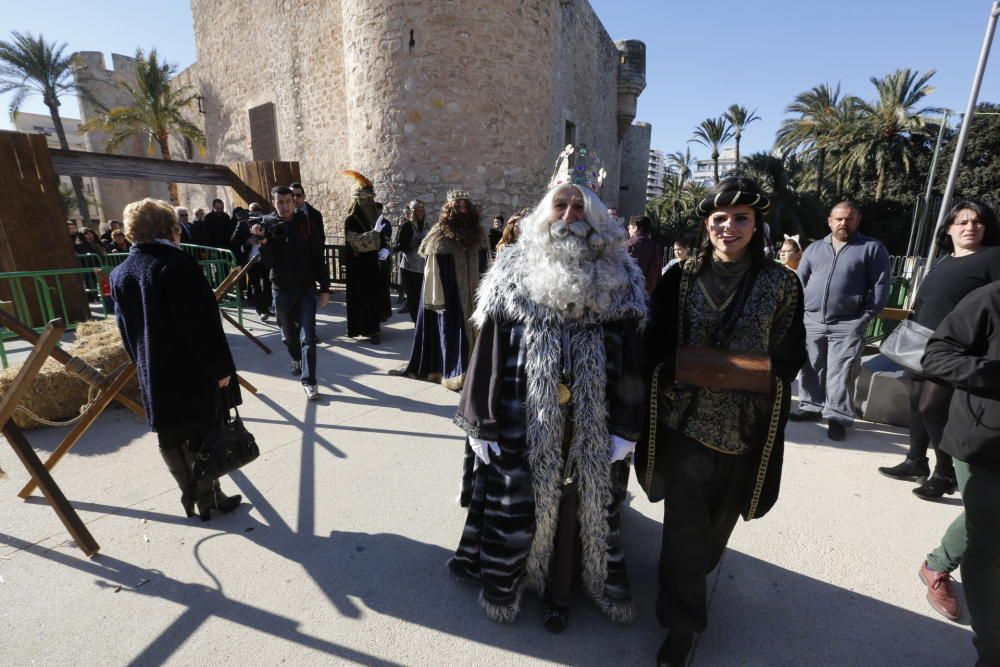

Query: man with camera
253,185,330,400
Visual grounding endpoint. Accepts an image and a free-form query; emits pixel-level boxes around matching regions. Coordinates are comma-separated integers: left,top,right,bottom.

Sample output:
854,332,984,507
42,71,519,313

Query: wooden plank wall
228,161,302,212
0,132,89,322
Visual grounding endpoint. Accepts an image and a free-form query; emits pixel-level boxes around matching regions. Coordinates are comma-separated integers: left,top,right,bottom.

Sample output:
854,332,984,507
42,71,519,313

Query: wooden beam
3,422,100,557
49,147,239,186
0,309,145,418
0,319,65,430
18,364,137,500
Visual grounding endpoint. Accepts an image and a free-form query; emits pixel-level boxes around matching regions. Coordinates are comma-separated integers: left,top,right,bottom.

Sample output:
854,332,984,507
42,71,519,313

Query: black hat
697,176,771,216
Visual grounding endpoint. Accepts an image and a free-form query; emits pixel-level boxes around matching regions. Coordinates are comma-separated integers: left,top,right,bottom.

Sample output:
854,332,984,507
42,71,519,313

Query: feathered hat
341,170,375,199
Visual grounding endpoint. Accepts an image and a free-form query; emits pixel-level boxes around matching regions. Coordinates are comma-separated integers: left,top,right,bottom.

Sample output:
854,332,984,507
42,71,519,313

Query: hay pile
0,318,138,430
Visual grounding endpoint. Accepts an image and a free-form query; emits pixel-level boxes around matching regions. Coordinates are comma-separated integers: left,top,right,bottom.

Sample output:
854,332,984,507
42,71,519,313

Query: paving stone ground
0,290,976,666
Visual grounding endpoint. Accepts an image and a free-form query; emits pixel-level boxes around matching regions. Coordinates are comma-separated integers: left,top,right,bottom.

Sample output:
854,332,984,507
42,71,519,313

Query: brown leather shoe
919,561,961,621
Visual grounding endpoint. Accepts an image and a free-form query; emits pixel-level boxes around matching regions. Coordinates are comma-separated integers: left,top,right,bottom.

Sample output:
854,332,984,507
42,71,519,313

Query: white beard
522,224,630,316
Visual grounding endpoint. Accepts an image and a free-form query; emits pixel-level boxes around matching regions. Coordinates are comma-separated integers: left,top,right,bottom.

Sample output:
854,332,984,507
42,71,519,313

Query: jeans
798,314,867,425
274,287,318,385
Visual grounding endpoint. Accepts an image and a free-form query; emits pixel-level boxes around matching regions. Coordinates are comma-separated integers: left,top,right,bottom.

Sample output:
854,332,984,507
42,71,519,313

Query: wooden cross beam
0,319,99,556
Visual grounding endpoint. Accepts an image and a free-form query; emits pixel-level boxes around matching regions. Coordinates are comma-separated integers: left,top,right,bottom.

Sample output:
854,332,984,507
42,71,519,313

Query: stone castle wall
187,0,647,241
74,1,648,241
620,121,651,218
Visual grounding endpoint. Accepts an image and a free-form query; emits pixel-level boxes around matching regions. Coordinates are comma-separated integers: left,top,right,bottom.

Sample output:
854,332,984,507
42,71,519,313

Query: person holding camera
253,185,330,400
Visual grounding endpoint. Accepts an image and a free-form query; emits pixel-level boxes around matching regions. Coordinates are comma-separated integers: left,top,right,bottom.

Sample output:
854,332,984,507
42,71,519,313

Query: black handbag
192,392,259,481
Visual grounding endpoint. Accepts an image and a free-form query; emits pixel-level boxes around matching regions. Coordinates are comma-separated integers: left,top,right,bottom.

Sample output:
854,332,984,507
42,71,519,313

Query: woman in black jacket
922,283,1000,665
111,198,243,521
879,200,1000,500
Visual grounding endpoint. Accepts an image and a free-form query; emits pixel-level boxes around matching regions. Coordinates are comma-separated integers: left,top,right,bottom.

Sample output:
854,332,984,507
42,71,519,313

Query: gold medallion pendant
557,383,572,406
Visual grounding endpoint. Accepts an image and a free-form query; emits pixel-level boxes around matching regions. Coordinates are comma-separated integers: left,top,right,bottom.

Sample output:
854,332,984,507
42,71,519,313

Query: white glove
469,436,501,465
609,434,636,463
378,248,390,261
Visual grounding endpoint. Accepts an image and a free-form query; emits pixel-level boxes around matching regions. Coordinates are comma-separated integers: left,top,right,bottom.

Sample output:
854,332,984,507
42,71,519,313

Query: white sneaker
303,384,319,400
291,360,302,376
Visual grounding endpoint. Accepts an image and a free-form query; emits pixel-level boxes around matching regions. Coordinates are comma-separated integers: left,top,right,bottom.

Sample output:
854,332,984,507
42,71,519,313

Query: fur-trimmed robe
448,243,647,623
402,222,490,390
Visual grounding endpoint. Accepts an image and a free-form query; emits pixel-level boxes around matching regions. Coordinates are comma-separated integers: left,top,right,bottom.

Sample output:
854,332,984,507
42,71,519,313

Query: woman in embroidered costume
634,176,807,666
447,145,647,633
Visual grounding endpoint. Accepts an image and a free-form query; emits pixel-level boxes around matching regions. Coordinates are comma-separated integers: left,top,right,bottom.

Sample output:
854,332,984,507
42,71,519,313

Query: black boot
656,631,694,667
878,457,930,482
913,473,958,501
159,447,196,518
183,448,242,521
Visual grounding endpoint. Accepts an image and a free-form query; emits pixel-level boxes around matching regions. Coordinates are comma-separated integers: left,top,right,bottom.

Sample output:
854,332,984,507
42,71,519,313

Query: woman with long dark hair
635,177,806,665
880,199,1000,499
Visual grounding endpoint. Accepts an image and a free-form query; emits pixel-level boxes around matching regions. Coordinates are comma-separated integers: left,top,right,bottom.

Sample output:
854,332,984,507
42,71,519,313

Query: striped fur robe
449,243,647,623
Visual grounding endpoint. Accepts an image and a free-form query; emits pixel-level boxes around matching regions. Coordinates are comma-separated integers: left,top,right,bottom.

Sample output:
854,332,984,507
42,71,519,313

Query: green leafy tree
775,83,843,197
81,49,204,204
935,102,1000,211
665,148,695,190
741,152,826,241
0,31,91,222
724,104,760,168
846,68,938,200
689,116,733,184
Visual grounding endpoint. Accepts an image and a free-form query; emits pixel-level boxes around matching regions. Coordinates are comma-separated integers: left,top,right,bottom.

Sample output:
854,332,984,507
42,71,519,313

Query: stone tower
615,40,647,141
73,52,169,224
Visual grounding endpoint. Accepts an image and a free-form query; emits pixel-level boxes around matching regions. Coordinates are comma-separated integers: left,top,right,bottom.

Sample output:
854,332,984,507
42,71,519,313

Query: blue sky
3,1,999,163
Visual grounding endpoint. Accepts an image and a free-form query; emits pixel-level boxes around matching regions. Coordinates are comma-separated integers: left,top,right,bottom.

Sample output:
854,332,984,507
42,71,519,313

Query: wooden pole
17,364,137,499
0,310,145,418
221,310,271,354
0,320,66,428
3,423,100,556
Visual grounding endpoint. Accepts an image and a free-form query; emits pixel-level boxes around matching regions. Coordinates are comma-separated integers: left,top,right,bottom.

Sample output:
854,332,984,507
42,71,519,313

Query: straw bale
0,319,138,430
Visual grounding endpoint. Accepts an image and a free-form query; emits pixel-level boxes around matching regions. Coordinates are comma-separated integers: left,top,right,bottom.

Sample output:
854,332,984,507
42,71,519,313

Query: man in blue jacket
792,201,890,440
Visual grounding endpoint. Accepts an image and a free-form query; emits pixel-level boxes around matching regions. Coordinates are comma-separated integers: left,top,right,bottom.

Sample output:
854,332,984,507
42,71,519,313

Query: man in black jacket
254,186,330,400
922,282,1000,667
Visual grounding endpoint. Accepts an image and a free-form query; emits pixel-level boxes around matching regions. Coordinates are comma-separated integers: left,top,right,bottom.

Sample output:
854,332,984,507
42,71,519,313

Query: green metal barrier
0,246,243,368
865,277,910,342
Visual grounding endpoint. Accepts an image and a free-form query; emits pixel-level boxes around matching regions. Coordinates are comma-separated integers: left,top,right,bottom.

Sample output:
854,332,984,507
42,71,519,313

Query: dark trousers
955,459,1000,663
656,431,753,633
247,262,272,316
401,269,423,323
379,260,392,321
906,375,955,477
274,287,318,384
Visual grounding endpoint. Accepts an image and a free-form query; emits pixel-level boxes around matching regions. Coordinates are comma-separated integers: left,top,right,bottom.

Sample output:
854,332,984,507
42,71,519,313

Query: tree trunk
734,137,741,170
156,133,179,205
47,103,92,225
815,147,826,199
875,161,886,201
712,149,720,184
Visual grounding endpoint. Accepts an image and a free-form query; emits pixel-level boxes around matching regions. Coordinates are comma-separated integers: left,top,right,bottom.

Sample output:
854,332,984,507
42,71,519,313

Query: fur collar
420,222,489,257
472,243,647,327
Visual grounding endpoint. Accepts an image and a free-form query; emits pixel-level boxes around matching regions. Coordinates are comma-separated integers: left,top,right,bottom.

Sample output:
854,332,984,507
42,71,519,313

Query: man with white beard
447,145,648,633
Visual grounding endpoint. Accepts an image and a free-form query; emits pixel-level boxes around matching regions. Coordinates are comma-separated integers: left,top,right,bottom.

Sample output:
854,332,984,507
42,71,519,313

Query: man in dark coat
342,172,385,344
204,198,234,249
625,215,663,294
255,186,330,399
449,147,646,633
393,200,429,322
922,282,1000,666
111,197,242,521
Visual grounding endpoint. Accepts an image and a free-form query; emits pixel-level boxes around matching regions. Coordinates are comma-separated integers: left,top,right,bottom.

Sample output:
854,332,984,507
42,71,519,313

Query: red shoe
919,561,961,621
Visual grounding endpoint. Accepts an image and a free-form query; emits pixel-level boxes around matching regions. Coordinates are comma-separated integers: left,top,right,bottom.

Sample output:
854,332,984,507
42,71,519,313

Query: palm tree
846,68,938,200
724,104,760,168
82,49,204,204
665,148,695,190
689,116,733,184
0,31,91,222
775,83,842,197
